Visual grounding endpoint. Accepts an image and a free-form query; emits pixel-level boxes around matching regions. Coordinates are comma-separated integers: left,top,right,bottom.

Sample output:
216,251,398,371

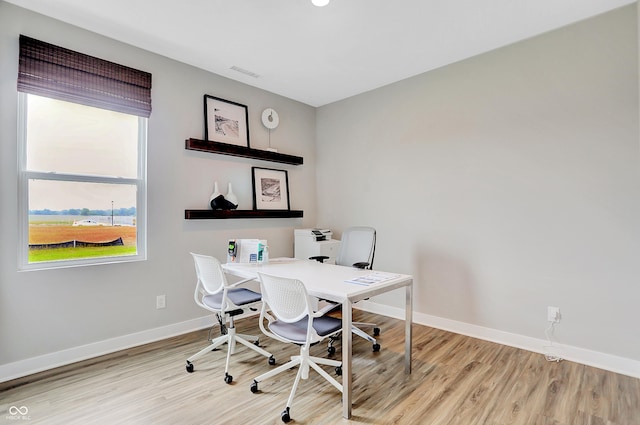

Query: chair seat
203,288,262,310
269,315,342,343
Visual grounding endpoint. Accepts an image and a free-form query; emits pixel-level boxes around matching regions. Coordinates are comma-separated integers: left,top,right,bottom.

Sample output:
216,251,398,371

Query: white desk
222,258,413,419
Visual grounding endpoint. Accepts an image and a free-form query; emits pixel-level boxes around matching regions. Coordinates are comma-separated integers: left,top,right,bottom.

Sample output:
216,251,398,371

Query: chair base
186,327,273,383
251,346,342,422
328,323,381,353
322,301,381,351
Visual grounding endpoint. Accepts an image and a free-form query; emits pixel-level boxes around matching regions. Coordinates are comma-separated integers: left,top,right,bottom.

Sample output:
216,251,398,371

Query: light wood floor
1,311,639,425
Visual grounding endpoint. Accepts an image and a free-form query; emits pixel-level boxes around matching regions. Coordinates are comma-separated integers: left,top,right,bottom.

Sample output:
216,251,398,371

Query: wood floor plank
465,345,532,425
1,311,638,425
540,358,584,423
576,363,613,422
494,349,554,425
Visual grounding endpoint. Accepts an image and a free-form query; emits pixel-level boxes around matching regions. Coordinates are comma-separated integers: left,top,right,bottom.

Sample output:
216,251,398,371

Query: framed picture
204,95,250,147
252,167,290,210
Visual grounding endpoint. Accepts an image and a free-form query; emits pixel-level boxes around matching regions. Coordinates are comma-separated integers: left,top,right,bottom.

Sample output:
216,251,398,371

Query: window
17,36,151,270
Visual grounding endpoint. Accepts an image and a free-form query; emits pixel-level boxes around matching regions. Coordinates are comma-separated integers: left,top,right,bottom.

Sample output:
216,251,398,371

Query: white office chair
310,226,381,353
186,253,275,383
250,272,343,423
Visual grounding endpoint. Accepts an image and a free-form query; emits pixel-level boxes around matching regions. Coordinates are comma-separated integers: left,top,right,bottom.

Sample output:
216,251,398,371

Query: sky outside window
26,95,139,211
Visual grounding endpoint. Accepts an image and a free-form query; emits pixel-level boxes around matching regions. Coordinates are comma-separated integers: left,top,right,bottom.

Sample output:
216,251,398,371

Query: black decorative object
209,182,224,209
225,183,238,210
208,181,239,210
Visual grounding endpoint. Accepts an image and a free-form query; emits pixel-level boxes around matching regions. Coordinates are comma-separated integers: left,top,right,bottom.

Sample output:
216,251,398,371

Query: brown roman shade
17,35,152,117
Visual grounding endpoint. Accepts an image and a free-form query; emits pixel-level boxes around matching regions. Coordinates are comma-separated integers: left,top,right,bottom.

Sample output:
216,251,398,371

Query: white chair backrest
336,226,376,269
258,273,310,324
191,253,227,295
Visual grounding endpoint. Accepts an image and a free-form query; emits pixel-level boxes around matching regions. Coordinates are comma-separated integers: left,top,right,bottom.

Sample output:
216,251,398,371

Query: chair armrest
309,255,330,263
352,262,370,269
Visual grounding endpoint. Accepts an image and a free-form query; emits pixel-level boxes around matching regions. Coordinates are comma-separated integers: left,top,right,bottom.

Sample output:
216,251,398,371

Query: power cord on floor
543,321,563,363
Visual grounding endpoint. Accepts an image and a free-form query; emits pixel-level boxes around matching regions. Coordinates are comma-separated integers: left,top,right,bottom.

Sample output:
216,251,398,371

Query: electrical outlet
547,306,560,323
156,295,166,309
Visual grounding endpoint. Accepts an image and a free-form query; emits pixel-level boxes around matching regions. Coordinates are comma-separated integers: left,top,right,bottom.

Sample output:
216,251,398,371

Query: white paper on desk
345,271,400,286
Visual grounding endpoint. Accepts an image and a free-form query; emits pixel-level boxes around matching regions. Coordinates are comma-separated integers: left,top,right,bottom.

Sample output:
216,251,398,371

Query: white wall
0,2,317,379
316,5,640,373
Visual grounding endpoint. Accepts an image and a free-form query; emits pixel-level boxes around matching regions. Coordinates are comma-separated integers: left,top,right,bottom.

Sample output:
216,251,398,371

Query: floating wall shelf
185,138,303,165
185,209,304,220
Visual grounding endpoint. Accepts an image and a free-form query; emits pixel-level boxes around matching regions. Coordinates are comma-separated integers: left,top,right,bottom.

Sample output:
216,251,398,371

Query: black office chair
310,226,381,353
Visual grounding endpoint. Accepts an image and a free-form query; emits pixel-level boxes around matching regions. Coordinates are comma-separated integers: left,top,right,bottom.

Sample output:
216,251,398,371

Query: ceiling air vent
230,66,260,78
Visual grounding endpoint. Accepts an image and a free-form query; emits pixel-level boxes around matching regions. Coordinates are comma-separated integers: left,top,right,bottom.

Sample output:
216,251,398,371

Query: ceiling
5,0,635,107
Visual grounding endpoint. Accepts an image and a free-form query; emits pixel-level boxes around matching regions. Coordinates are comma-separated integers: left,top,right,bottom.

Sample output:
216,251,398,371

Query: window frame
17,93,148,271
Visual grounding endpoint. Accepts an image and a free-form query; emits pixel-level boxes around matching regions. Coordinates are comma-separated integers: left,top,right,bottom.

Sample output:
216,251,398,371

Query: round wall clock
261,108,279,130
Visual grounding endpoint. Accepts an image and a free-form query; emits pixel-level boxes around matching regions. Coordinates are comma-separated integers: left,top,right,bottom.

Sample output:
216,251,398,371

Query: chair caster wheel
327,346,336,356
372,343,381,352
268,356,276,365
373,327,380,336
186,362,194,373
335,366,342,376
254,339,260,346
224,373,233,384
281,407,291,423
250,381,258,393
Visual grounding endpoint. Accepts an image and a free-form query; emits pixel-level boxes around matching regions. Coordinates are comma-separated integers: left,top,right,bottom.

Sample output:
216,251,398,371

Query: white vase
209,181,224,209
225,183,238,209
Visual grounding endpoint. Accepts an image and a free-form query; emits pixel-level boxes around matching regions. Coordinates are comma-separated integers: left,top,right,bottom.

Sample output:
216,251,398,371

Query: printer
294,228,341,264
301,228,331,241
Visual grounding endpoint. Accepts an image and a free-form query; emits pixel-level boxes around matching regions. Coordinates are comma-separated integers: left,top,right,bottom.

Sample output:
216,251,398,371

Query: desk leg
342,299,353,419
405,281,413,374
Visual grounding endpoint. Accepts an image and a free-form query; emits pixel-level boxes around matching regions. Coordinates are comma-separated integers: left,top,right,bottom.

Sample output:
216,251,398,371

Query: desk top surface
222,258,412,303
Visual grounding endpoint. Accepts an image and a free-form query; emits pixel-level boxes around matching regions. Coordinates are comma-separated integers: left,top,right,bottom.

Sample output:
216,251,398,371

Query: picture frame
252,167,290,210
204,95,250,147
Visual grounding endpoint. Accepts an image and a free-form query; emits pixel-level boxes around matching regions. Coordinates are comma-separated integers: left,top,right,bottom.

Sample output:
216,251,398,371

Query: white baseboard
356,300,640,379
3,304,639,383
0,316,215,383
